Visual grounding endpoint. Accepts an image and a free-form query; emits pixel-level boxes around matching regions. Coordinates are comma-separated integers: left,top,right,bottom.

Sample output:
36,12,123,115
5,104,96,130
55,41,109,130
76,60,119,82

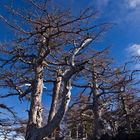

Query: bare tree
0,0,109,139
65,49,139,139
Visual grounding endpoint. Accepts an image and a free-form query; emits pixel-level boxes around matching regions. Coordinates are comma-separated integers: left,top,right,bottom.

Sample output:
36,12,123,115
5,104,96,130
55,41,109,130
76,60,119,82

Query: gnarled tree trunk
36,66,84,140
92,63,100,140
48,71,62,123
29,80,72,140
25,65,43,140
48,70,62,138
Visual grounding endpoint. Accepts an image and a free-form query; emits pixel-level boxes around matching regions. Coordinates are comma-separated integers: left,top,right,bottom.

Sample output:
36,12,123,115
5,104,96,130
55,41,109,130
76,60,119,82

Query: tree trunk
48,70,62,138
25,65,43,140
92,64,100,140
92,96,100,140
121,96,132,133
48,73,62,122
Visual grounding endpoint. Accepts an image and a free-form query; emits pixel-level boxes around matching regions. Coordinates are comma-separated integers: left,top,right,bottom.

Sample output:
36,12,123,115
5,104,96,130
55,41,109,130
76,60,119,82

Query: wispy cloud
126,44,140,69
127,44,140,56
100,0,140,31
128,0,140,8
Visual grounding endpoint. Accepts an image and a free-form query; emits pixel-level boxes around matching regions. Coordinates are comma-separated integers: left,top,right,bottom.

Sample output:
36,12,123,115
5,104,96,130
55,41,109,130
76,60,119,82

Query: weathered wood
25,65,43,140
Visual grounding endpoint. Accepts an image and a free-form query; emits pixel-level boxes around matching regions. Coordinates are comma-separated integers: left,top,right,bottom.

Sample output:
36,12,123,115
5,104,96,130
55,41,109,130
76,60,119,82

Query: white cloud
128,0,140,8
127,44,140,56
127,44,140,70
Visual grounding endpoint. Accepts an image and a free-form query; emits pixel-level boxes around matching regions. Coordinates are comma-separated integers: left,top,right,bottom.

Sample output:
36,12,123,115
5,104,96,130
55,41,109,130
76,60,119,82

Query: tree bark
48,70,62,123
92,95,100,140
37,80,72,140
48,70,62,138
121,96,132,133
25,65,44,140
92,64,100,140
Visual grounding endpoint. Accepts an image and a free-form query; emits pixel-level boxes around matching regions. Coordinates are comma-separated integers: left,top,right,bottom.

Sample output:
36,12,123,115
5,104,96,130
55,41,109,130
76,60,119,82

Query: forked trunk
37,80,72,140
25,65,83,140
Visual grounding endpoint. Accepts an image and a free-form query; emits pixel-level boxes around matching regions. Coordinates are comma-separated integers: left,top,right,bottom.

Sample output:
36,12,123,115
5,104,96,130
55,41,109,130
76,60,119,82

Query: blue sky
0,0,140,118
0,0,140,62
60,0,140,63
6,0,140,64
